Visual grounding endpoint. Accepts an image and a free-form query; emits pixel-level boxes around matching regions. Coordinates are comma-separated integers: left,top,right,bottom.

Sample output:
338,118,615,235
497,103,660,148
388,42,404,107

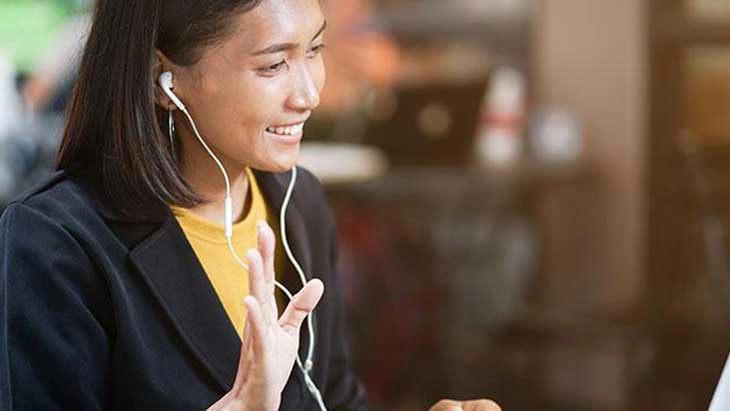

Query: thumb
279,279,324,335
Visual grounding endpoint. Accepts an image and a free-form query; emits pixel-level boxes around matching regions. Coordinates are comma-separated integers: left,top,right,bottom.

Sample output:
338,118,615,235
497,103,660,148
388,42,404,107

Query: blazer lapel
92,168,316,395
82,165,242,392
128,217,241,391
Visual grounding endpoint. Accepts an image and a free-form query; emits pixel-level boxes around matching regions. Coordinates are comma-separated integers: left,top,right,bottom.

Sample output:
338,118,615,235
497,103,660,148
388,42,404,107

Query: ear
153,49,177,111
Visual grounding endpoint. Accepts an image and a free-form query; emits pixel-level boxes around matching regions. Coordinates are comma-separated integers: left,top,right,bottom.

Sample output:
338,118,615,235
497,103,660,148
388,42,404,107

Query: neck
177,137,251,226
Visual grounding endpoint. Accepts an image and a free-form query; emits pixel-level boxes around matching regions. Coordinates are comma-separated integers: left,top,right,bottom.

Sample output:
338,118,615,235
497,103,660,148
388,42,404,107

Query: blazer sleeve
0,203,110,410
322,205,369,411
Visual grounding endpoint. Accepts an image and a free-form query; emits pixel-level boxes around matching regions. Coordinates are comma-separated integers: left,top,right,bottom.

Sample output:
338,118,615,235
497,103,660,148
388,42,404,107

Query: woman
0,1,499,410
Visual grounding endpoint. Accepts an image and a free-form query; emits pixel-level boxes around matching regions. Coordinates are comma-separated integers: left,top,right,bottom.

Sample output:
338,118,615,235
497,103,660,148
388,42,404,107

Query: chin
262,148,300,173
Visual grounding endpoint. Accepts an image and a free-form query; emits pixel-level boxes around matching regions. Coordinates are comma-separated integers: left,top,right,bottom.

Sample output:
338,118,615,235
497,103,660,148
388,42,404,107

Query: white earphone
159,72,186,112
158,71,326,410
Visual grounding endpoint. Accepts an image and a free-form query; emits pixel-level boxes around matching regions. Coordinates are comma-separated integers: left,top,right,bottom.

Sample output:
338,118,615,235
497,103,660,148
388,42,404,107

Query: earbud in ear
159,71,173,90
158,71,186,111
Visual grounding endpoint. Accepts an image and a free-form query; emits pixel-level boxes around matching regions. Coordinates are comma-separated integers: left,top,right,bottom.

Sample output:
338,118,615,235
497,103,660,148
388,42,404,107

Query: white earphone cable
168,79,326,410
279,166,317,371
178,106,231,199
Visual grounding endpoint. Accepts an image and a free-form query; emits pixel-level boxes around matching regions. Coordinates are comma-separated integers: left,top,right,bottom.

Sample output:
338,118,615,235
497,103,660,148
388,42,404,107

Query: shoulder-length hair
56,0,261,218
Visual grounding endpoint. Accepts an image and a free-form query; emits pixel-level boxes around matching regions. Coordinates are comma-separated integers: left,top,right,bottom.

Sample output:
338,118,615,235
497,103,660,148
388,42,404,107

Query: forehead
227,0,325,51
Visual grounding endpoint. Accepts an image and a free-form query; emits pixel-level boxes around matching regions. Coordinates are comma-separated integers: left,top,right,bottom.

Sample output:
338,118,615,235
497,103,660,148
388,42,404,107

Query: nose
287,64,320,111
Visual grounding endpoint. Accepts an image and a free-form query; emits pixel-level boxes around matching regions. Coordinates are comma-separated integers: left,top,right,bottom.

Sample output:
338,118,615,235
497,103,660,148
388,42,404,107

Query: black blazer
0,167,368,410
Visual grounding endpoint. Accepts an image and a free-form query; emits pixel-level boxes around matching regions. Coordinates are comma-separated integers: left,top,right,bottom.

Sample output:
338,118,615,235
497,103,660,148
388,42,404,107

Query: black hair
56,0,262,217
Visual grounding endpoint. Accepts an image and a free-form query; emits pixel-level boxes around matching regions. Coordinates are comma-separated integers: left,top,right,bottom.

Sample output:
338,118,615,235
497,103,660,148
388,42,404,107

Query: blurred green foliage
0,0,86,74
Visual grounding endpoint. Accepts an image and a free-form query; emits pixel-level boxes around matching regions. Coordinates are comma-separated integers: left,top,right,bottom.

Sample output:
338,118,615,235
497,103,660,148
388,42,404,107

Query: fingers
246,248,276,319
279,279,325,336
233,312,254,390
246,249,266,310
243,295,267,355
430,399,501,411
257,221,276,290
462,400,501,411
429,399,463,411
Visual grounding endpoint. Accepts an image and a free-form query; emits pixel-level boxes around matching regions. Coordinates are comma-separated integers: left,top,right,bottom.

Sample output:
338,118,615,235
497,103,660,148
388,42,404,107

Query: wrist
238,382,281,411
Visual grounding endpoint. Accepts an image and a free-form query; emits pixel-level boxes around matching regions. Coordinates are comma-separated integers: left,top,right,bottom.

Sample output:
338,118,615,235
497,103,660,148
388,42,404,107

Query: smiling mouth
265,122,304,137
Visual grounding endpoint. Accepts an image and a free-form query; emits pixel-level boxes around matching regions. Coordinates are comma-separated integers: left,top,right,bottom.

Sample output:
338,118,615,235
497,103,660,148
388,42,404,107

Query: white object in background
298,142,388,185
710,351,730,411
0,53,22,142
530,109,583,163
461,0,531,21
475,66,526,168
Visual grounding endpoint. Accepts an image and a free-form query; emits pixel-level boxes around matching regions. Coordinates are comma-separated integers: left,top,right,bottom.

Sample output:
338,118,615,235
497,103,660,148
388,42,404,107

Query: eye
306,43,327,58
260,60,288,74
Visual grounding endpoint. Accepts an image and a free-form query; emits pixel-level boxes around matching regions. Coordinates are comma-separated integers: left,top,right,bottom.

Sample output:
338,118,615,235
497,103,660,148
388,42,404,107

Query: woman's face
170,0,326,173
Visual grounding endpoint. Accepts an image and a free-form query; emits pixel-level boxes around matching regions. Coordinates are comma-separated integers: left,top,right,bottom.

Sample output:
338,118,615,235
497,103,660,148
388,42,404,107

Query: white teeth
267,122,304,136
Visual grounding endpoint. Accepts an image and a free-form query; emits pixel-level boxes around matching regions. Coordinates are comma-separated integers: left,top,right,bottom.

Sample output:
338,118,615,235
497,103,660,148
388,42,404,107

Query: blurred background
1,0,730,410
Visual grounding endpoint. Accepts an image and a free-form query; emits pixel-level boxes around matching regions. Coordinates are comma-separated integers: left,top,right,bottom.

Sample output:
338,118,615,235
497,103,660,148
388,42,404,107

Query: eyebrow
251,20,327,56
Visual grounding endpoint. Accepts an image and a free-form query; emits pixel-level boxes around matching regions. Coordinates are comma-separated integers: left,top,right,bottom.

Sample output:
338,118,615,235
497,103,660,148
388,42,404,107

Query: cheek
231,82,283,131
314,60,326,92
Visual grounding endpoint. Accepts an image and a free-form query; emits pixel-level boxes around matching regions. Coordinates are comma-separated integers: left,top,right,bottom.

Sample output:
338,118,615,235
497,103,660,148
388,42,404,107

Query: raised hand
207,221,325,411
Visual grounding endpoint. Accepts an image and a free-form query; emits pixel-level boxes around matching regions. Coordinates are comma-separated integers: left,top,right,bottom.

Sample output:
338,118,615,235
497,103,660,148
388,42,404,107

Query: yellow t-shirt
170,167,278,338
